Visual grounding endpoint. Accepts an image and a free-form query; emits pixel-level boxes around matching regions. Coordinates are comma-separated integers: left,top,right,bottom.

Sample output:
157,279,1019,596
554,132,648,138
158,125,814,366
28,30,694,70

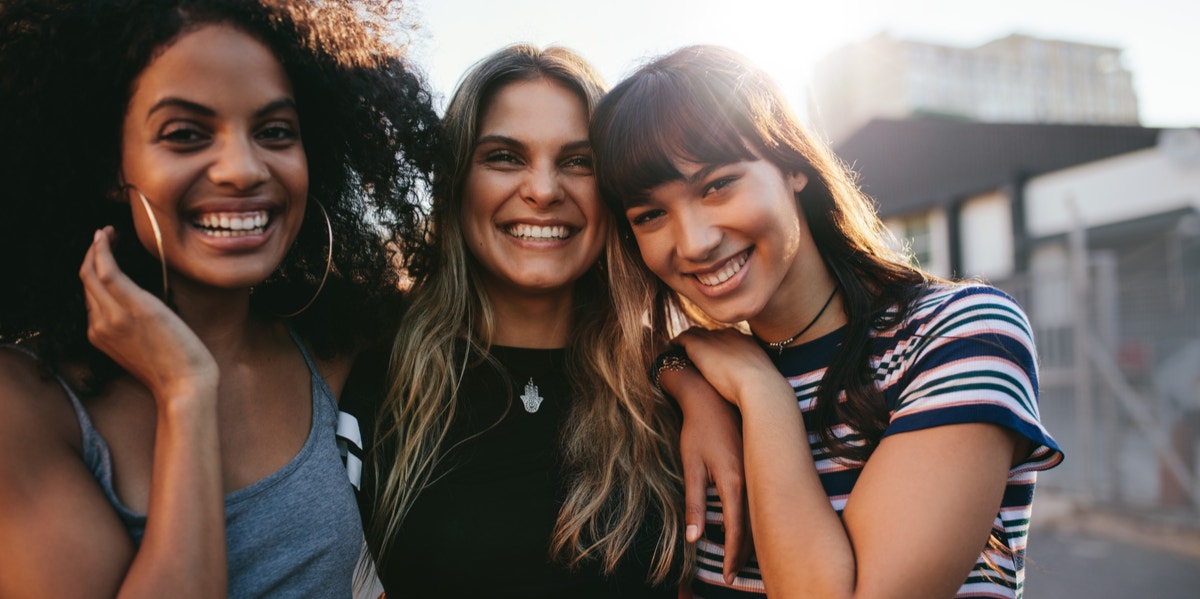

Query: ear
788,170,809,194
109,173,131,204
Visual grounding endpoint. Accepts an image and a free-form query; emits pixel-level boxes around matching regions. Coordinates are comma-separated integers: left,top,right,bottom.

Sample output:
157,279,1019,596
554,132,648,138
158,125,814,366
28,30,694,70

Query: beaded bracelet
650,346,692,391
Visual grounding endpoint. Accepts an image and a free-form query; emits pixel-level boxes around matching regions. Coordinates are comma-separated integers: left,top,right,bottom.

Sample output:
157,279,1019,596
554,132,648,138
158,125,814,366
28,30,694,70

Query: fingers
80,229,124,345
79,227,151,352
89,226,134,295
717,473,749,583
682,454,708,544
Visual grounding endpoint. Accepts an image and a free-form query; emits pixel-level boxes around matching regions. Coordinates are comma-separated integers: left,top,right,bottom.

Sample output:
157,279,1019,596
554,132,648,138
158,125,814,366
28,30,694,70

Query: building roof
833,117,1160,217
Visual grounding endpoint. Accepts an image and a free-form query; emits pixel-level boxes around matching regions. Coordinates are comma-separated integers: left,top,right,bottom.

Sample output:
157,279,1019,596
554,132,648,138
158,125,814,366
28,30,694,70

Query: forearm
740,389,1015,599
660,364,728,415
736,380,856,599
120,387,226,598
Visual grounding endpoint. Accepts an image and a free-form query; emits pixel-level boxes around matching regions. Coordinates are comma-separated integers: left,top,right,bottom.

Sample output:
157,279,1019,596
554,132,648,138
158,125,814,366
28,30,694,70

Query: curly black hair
0,0,442,391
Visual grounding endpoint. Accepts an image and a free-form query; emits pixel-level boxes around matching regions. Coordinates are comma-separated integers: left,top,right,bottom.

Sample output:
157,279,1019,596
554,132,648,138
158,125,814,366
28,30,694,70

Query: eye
702,176,737,197
158,122,209,146
627,207,665,226
561,154,594,173
482,149,522,166
256,122,300,145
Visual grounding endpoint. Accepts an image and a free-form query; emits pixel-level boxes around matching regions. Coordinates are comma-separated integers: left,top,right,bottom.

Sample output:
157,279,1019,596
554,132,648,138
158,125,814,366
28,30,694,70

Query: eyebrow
682,162,729,186
474,134,591,154
622,161,732,209
145,97,297,122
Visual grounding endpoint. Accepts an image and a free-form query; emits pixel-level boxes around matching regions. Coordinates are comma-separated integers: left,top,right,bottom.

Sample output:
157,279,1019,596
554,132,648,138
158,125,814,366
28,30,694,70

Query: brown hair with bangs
591,44,933,463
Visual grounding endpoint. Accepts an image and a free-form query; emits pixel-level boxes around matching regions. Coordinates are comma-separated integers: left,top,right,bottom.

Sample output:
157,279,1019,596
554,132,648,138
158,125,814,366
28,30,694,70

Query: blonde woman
355,44,746,597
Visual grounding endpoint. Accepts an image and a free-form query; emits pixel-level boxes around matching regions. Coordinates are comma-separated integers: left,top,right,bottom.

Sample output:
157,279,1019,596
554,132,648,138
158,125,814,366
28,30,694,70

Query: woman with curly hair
354,44,749,597
0,0,438,596
591,45,1063,598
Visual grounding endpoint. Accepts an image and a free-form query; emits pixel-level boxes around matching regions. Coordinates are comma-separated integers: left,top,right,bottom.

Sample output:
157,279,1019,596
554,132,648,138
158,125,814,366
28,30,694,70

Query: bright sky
402,0,1199,129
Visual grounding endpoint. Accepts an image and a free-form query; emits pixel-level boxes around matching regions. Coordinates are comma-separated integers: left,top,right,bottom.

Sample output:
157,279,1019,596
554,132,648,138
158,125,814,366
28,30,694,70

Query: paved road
1025,527,1200,598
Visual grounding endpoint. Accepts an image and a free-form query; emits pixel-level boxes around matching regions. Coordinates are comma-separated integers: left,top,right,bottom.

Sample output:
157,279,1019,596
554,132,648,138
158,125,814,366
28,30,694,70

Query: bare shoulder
0,346,80,452
0,347,134,597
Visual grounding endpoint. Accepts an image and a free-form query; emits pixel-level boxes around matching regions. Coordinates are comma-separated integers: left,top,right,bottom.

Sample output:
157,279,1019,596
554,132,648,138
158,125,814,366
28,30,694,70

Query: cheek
633,231,671,275
128,192,167,259
571,182,605,232
459,191,490,253
773,200,807,261
582,215,610,264
285,151,309,201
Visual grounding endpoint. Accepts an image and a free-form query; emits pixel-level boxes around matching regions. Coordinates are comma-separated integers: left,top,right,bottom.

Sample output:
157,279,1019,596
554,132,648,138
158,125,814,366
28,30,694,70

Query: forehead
477,79,587,139
128,24,292,112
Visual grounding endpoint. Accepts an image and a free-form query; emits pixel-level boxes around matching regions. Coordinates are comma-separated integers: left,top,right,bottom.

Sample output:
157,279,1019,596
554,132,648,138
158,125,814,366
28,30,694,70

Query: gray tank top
48,331,362,598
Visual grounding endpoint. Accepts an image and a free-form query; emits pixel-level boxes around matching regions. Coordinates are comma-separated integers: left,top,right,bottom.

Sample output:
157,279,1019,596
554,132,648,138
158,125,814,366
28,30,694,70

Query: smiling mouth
192,211,270,237
505,223,576,240
693,250,749,286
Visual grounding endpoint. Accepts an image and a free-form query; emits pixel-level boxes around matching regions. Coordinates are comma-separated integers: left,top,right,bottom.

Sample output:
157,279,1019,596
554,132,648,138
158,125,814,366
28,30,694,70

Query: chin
692,299,761,326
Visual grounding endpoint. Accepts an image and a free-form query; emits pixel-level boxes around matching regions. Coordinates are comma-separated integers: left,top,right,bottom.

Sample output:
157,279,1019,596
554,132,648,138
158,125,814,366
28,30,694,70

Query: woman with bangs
591,45,1064,599
351,44,750,597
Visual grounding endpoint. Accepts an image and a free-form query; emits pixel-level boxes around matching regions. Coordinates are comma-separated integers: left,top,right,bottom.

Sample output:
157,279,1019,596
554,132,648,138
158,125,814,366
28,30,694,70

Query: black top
347,344,674,598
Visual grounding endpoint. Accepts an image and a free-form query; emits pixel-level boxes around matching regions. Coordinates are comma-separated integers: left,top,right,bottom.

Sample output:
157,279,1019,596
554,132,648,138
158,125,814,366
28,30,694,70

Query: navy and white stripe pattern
694,284,1064,598
336,410,363,490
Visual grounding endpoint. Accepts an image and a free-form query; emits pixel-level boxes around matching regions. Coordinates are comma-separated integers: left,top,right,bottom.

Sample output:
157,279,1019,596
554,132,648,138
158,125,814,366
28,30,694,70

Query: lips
192,210,270,237
504,223,576,240
693,249,749,286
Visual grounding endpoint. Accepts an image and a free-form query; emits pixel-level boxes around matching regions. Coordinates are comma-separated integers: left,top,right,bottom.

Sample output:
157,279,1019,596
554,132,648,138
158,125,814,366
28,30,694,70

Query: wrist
650,346,691,392
158,377,219,416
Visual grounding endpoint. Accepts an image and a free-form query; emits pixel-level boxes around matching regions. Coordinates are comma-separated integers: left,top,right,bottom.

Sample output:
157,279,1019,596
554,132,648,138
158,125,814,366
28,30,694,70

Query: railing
992,254,1200,515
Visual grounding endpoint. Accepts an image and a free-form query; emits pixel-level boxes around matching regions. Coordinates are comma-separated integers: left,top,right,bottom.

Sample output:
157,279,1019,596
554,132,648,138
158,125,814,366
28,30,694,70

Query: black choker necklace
755,287,838,355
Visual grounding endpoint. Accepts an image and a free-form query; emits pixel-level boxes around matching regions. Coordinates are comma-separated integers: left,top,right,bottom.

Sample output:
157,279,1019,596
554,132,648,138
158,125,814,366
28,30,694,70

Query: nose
208,135,269,190
520,161,563,208
673,205,721,262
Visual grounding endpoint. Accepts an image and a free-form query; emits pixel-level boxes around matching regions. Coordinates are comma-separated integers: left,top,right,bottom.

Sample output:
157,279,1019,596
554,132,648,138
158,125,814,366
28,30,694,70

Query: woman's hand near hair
80,226,218,405
659,364,751,584
675,326,1020,599
77,226,227,598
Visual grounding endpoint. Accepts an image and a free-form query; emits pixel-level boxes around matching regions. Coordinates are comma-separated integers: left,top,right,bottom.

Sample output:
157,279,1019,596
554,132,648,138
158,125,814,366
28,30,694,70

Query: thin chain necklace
754,287,839,355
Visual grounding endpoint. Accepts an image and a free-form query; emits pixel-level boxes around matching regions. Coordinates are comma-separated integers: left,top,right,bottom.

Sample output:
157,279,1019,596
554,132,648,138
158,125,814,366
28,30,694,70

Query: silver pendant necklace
520,378,544,413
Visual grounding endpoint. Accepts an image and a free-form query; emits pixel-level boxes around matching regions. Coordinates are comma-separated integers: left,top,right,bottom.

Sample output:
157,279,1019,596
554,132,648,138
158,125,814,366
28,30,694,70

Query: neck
749,275,846,349
752,286,839,351
485,288,573,349
170,280,269,363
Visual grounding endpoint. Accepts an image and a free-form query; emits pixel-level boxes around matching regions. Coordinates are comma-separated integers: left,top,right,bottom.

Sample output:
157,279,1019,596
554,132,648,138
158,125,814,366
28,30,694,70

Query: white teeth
193,210,270,236
695,252,749,286
506,223,572,240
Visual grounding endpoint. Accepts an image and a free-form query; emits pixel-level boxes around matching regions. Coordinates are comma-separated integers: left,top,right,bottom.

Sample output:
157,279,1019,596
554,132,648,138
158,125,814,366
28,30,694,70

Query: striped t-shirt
693,284,1064,598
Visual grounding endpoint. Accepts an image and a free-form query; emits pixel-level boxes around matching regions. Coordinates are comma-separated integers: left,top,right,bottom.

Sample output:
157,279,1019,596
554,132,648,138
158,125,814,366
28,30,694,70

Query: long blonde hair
367,44,688,584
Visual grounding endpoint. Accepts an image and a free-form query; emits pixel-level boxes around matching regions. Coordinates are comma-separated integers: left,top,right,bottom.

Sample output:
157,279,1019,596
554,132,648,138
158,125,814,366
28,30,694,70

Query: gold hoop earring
275,199,333,318
129,187,170,300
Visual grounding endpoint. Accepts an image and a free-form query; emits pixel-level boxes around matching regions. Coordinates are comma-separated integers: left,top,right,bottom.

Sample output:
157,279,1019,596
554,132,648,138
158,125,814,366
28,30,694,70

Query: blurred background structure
810,33,1142,145
821,33,1200,561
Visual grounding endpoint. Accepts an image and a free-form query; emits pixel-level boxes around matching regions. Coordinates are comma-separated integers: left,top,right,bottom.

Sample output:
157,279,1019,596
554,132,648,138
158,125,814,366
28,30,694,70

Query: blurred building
816,26,1200,528
836,120,1200,512
834,118,1160,281
811,32,1140,145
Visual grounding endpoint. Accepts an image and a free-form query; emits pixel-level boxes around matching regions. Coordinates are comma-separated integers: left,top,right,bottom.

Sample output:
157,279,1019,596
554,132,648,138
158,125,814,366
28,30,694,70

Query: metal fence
993,235,1200,518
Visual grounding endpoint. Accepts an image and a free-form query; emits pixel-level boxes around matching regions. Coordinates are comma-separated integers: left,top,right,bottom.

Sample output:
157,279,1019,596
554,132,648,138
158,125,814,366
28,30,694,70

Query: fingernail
725,572,736,585
685,524,699,542
94,229,103,242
